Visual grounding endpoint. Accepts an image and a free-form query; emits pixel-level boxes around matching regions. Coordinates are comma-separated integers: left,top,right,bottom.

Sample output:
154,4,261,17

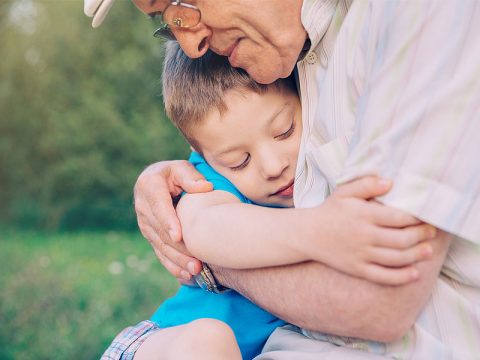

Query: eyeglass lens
163,4,201,28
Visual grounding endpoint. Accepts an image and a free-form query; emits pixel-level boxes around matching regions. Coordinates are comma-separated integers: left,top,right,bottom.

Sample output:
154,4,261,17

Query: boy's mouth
271,180,295,197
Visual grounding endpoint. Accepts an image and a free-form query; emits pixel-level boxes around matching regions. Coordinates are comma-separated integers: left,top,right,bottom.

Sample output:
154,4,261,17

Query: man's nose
173,23,211,58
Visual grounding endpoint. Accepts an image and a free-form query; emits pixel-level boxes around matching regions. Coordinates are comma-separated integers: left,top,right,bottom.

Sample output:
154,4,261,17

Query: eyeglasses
152,1,201,40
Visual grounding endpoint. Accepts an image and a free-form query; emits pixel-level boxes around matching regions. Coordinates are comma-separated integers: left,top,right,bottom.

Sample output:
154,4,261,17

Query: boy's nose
261,156,289,180
173,23,211,59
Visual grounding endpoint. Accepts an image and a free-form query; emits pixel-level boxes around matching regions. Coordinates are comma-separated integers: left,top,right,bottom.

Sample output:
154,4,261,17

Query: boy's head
163,41,302,207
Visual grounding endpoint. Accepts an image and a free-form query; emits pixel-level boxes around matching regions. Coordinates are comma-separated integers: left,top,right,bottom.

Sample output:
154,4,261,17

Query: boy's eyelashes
229,154,251,172
227,120,296,172
274,120,295,140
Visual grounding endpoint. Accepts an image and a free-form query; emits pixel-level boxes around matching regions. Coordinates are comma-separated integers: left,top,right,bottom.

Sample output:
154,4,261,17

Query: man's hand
134,160,213,281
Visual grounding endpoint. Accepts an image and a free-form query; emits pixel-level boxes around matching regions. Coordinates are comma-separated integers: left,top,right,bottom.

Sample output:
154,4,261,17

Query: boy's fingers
334,176,392,200
367,202,422,228
361,264,420,286
374,224,437,248
368,242,433,267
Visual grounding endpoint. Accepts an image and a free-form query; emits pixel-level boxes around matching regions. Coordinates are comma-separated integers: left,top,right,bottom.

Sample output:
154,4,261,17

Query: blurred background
0,0,188,358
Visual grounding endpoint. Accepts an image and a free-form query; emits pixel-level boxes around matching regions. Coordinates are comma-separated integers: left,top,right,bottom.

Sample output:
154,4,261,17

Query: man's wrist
193,263,230,293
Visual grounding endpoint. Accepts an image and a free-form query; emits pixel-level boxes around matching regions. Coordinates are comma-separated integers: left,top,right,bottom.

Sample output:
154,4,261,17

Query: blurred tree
0,0,189,230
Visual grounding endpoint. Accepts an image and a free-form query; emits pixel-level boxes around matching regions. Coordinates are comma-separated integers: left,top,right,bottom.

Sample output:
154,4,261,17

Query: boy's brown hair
162,41,296,150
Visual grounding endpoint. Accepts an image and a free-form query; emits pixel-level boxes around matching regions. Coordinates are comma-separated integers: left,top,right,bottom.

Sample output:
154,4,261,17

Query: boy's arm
177,190,306,269
178,178,435,285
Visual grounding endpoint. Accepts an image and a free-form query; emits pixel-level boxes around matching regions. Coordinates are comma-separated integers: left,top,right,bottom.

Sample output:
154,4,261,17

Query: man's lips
271,180,295,197
219,39,241,66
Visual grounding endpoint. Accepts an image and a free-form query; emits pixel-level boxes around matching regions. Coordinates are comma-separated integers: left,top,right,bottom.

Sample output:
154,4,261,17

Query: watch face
193,271,213,292
193,264,229,293
193,273,207,290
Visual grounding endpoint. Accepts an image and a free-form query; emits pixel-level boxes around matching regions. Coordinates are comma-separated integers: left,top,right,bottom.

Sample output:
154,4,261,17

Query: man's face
193,86,303,207
132,0,307,84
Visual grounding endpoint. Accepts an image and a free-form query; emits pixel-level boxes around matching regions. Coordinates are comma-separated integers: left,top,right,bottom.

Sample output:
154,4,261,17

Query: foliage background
0,0,187,358
0,0,189,230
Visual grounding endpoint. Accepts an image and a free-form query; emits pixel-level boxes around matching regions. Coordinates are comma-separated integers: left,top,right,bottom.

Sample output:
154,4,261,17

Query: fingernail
187,262,196,274
195,179,211,187
423,244,433,257
181,270,191,280
428,227,437,238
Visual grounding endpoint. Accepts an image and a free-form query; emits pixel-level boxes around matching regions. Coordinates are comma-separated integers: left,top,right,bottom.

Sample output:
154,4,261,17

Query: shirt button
305,51,318,64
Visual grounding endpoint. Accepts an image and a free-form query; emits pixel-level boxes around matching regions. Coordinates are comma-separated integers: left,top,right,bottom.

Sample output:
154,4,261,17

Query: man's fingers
153,247,192,281
374,224,437,249
149,196,183,243
177,277,197,287
368,242,433,267
335,176,392,200
140,220,201,275
159,240,203,276
135,170,184,243
170,160,213,194
132,160,209,276
360,264,420,286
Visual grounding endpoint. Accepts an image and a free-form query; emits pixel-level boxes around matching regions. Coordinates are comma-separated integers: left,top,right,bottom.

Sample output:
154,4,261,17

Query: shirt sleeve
188,152,252,204
338,1,480,243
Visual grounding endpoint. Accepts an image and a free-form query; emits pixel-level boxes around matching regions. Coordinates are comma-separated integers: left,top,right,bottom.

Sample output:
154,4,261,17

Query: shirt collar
300,0,353,61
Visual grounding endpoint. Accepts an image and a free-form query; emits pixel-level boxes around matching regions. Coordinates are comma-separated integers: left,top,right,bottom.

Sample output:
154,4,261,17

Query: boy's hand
304,176,437,285
134,160,213,281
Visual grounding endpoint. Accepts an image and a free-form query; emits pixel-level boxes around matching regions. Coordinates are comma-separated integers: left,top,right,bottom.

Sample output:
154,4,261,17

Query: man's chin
246,65,283,85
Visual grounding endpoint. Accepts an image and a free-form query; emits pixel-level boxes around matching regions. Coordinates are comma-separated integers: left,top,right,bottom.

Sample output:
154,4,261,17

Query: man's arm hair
212,231,450,343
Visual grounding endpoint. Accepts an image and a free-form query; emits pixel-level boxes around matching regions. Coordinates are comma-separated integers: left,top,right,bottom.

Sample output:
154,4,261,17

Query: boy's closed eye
274,119,296,140
229,154,251,172
228,117,296,172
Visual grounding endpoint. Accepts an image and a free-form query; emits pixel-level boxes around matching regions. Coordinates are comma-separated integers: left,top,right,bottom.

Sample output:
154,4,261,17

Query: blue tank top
150,152,286,359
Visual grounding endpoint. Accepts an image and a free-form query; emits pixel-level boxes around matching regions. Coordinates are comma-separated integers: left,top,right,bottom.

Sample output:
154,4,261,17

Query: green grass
0,229,179,360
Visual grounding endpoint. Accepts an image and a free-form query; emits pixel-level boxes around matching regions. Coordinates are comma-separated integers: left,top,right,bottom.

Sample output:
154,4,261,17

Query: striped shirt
293,0,480,358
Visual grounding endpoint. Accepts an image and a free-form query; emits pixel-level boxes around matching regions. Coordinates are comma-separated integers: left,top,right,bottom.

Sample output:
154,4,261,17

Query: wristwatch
194,263,230,294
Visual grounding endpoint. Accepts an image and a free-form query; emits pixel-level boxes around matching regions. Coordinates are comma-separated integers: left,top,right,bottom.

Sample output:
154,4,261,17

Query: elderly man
86,0,480,358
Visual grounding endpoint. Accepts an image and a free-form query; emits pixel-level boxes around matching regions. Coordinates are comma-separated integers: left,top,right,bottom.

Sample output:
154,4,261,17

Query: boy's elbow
181,218,203,255
177,199,204,255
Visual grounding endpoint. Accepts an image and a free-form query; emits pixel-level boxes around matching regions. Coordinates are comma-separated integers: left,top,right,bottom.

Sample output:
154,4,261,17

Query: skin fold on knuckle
172,160,193,179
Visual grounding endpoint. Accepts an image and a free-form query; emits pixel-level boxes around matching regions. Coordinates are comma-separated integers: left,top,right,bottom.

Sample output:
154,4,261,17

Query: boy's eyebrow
213,144,242,158
214,103,289,158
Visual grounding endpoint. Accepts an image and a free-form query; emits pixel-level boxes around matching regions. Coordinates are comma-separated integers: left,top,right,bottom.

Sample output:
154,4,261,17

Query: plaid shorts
101,320,161,360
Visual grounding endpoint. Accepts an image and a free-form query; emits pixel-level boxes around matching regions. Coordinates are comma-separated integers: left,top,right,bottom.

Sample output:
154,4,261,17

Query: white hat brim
84,0,116,28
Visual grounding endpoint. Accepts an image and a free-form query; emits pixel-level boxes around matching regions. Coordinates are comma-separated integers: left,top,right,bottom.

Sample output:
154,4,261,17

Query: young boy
103,42,434,360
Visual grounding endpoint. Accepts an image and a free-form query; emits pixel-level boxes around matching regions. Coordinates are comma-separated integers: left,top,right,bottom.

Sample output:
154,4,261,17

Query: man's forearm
212,232,450,342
